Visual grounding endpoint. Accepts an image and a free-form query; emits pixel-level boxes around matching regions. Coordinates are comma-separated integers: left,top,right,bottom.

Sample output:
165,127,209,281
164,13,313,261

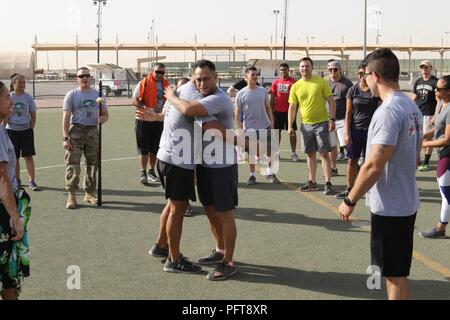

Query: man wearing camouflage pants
62,67,109,209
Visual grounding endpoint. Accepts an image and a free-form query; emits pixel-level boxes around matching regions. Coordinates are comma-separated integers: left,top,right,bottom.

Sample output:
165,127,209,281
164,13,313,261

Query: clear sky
1,0,449,69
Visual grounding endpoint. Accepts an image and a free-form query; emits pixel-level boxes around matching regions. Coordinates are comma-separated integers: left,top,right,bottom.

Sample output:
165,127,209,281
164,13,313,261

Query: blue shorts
347,128,368,160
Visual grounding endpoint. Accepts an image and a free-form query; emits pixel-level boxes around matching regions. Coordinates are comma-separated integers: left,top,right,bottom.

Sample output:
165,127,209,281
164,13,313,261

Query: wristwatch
329,117,336,121
344,196,356,207
63,136,69,141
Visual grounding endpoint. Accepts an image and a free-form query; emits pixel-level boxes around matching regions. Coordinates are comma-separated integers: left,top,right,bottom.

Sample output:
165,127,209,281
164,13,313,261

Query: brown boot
84,193,98,205
66,191,77,209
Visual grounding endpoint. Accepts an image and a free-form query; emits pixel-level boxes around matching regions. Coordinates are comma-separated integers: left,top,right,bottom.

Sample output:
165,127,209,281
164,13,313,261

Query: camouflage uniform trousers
65,124,99,194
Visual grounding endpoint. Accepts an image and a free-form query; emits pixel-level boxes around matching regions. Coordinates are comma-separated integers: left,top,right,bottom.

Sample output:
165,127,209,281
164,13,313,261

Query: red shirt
270,77,296,112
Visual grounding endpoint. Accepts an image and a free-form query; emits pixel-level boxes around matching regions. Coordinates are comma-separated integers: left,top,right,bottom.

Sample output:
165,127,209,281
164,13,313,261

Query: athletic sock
250,172,256,177
216,249,225,254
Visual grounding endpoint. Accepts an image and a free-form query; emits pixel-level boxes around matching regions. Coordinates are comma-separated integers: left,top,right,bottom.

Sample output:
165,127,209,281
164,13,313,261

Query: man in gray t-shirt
62,67,109,209
235,66,276,186
339,49,422,300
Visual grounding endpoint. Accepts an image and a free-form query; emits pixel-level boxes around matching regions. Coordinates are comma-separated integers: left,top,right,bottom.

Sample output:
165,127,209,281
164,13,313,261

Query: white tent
0,52,35,79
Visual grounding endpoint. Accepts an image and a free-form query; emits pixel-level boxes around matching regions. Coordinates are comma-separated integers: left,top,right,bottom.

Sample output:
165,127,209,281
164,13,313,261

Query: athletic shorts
7,128,36,158
423,116,433,137
300,121,331,154
329,119,346,148
273,112,297,131
371,212,416,277
135,120,163,155
347,128,368,160
196,164,238,212
156,160,196,202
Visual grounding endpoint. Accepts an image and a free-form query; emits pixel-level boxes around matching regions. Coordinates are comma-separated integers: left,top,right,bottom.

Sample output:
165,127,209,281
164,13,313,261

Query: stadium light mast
363,0,367,58
272,9,280,60
282,0,288,60
93,0,107,63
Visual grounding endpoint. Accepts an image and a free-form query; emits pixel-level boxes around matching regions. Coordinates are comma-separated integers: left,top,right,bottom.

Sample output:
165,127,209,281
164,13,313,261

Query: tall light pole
282,0,288,60
375,10,382,45
244,37,248,62
93,0,107,64
363,0,367,58
272,9,280,60
147,31,151,71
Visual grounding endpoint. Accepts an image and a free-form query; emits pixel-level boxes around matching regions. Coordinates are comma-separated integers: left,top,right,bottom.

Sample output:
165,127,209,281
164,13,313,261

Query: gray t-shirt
6,92,37,131
327,76,354,120
0,125,18,189
195,88,236,168
365,91,422,217
133,80,165,112
63,88,108,126
433,102,450,158
157,82,199,170
236,86,270,131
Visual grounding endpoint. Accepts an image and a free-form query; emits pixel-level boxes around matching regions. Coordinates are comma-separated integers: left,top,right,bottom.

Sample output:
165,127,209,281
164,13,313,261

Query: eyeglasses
363,72,373,79
328,68,339,72
155,71,165,75
77,74,90,79
358,72,365,77
435,87,449,92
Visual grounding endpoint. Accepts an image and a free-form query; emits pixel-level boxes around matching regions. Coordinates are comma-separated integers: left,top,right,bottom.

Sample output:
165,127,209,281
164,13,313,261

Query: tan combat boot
84,193,98,205
66,191,77,209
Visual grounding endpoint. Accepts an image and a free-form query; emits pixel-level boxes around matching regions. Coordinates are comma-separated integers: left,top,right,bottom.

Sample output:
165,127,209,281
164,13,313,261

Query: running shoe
149,243,169,258
29,181,40,191
207,261,238,281
148,170,160,183
247,176,256,186
323,182,336,195
266,174,280,184
291,153,299,162
299,180,319,192
337,152,346,161
164,256,202,274
197,249,224,265
335,188,350,199
139,170,148,184
331,168,339,177
418,163,430,172
419,227,446,239
185,204,194,217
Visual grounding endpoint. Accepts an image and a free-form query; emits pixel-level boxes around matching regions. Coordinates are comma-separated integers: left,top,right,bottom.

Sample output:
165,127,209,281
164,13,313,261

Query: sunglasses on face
363,72,374,80
155,71,165,75
77,74,90,79
328,68,339,72
358,72,366,77
420,66,430,69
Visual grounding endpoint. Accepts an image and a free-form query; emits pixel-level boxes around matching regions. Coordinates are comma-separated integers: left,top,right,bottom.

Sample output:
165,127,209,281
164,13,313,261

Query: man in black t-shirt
413,60,438,171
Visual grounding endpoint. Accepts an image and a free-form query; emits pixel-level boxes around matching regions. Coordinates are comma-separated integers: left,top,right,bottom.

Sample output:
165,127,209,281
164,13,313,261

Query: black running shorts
196,164,238,212
135,120,163,155
157,160,196,202
7,128,36,158
371,212,416,277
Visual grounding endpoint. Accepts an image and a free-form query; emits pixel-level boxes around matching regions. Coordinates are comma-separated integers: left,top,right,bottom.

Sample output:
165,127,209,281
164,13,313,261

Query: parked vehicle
87,63,139,97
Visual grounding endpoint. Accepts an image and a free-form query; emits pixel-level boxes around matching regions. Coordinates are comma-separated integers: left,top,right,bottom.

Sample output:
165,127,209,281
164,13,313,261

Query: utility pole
282,0,288,60
272,9,280,60
93,0,107,64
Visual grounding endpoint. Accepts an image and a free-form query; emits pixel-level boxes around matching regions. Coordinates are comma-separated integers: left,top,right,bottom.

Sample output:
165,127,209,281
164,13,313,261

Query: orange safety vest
137,75,170,109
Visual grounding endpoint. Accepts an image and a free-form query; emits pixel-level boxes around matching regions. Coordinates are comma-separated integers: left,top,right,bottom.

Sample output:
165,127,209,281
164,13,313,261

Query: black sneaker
197,249,224,265
139,170,148,184
185,204,194,217
164,256,202,273
299,180,319,192
148,170,160,183
247,176,256,186
324,182,336,195
149,243,169,258
207,261,238,281
331,168,339,177
335,188,350,199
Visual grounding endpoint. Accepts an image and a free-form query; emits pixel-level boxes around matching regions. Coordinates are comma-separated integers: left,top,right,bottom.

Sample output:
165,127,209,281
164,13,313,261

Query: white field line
22,156,138,172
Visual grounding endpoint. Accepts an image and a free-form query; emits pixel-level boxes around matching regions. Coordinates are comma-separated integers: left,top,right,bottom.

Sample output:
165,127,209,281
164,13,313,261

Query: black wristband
344,196,356,207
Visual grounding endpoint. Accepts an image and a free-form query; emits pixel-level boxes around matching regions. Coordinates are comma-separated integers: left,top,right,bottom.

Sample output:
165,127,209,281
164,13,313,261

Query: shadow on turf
231,262,450,300
235,207,368,233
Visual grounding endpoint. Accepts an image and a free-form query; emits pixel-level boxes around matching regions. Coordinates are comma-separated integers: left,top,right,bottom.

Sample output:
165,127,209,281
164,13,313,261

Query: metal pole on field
282,0,288,60
94,0,107,206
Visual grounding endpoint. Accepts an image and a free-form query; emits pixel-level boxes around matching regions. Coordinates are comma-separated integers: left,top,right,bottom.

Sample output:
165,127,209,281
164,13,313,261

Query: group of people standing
1,45,450,299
